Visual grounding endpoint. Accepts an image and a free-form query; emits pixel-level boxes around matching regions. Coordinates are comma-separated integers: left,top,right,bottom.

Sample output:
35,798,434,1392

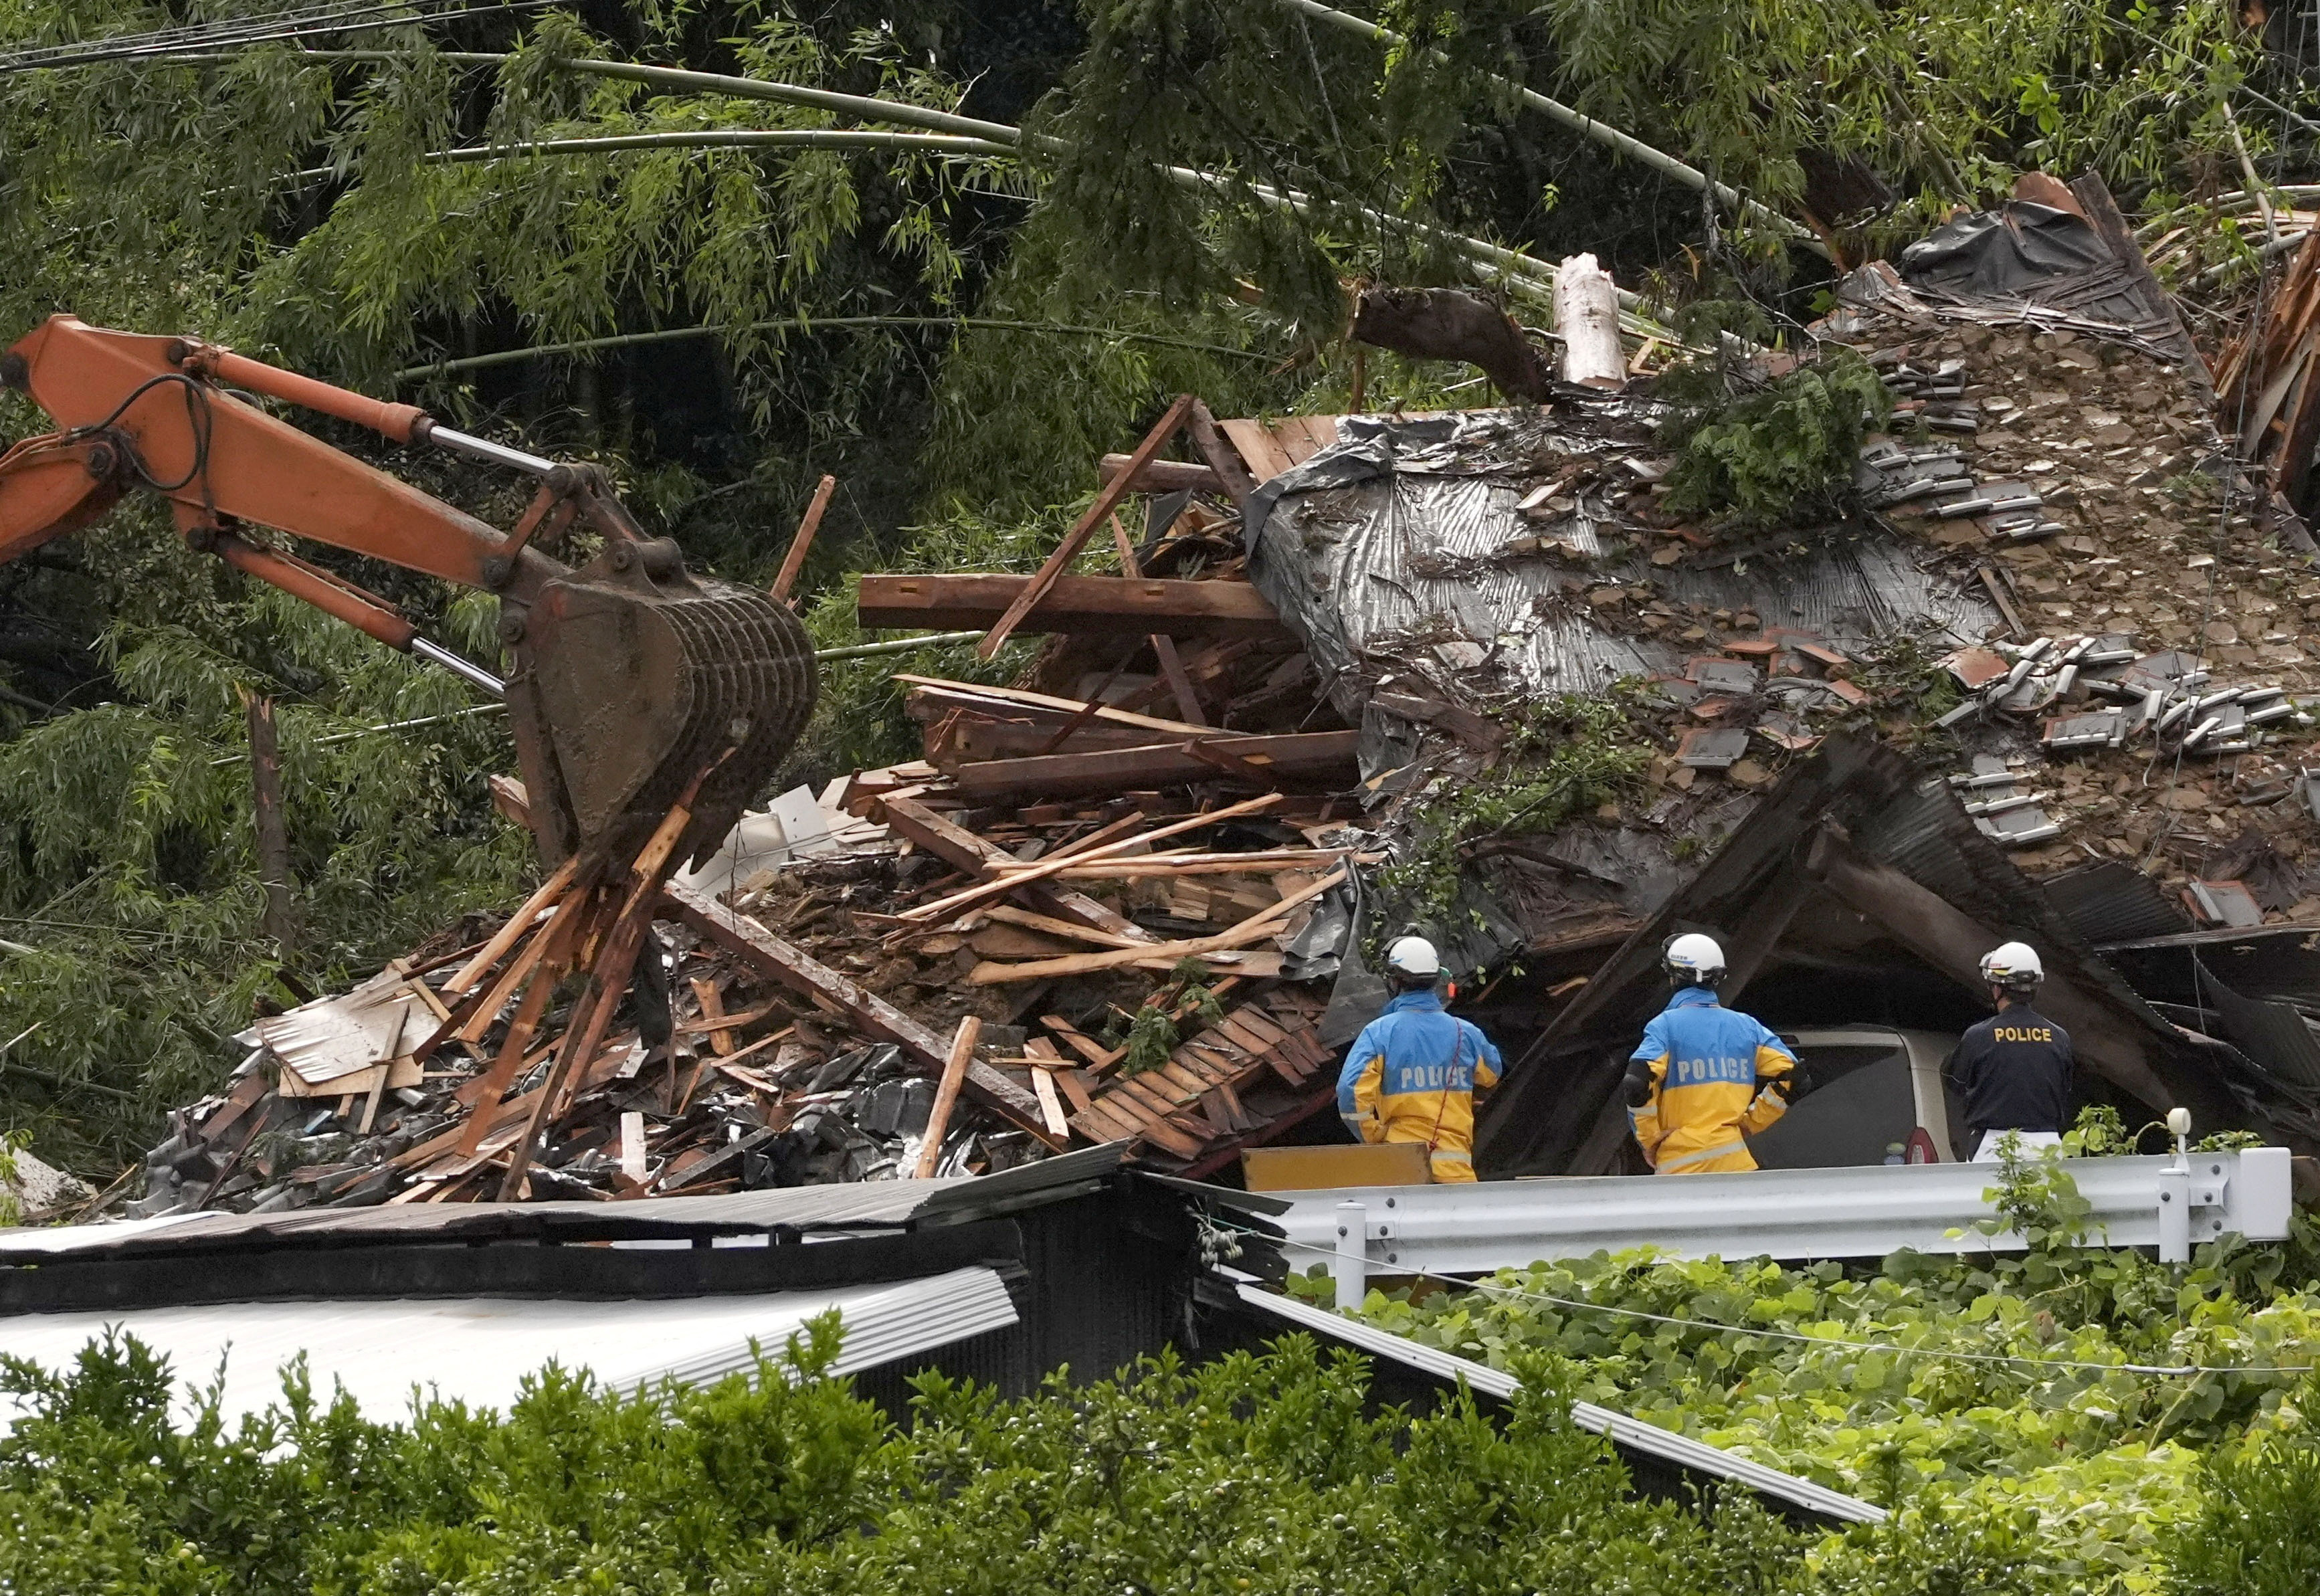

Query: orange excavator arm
0,315,815,866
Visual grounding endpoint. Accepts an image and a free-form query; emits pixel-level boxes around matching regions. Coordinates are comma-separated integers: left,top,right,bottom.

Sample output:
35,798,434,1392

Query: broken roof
1240,405,1998,718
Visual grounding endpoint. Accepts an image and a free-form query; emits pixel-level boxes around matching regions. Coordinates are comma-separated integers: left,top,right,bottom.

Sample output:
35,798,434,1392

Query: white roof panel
0,1266,1016,1429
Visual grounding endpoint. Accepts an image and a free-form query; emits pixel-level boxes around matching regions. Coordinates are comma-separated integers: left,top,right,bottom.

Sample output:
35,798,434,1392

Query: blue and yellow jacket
1628,987,1796,1175
1337,991,1503,1181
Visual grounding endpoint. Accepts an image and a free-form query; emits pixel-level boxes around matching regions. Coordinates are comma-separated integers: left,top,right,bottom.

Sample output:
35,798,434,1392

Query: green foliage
1658,347,1892,527
0,1126,29,1225
1340,1178,2320,1594
1115,961,1227,1077
2167,1416,2320,1596
0,1324,1815,1596
1374,690,1654,934
0,511,530,1169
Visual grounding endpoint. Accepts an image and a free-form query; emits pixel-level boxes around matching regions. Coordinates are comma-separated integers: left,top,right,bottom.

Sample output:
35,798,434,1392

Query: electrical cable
1209,1216,2320,1379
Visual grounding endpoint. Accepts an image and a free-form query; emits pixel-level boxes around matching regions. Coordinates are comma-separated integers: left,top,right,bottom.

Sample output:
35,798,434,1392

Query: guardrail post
1333,1200,1367,1310
2157,1163,2192,1262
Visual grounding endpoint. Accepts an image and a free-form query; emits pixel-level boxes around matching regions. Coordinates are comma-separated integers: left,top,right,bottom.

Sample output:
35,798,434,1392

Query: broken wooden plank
770,472,838,604
862,572,1288,641
904,793,1284,923
662,881,1056,1143
1030,1064,1070,1139
951,732,1361,802
690,977,739,1056
981,394,1196,658
1185,399,1259,506
1219,417,1296,483
898,675,1221,740
916,1015,984,1178
878,795,1157,946
1098,454,1224,494
969,866,1345,984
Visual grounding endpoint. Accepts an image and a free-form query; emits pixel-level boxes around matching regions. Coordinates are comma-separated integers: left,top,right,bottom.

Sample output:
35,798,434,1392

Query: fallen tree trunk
1553,255,1625,389
1351,286,1554,401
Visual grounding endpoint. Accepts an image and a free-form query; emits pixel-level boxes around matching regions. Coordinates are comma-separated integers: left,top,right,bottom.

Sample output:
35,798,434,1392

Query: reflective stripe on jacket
1628,987,1795,1175
1337,990,1503,1183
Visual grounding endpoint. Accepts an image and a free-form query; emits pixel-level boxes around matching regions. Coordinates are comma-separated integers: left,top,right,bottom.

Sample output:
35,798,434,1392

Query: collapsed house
96,184,2320,1223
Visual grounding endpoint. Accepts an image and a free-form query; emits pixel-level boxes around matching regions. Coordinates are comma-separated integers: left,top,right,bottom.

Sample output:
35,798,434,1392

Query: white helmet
1980,941,2043,991
1664,932,1725,987
1385,936,1441,979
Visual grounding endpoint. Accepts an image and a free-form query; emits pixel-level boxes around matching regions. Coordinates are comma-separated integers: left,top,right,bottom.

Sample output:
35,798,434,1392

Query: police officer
1946,941,2072,1162
1623,934,1800,1175
1337,936,1502,1182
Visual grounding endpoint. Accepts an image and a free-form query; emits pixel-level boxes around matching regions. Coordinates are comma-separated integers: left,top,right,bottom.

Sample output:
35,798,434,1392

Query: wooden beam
949,730,1361,802
1717,865,1818,1003
859,572,1287,639
968,866,1344,985
500,790,702,1197
444,854,579,997
1185,399,1259,507
876,794,1156,944
1798,826,2198,1118
979,394,1196,658
914,1016,983,1179
898,674,1219,740
662,881,1058,1143
1111,509,1206,728
769,472,838,603
1099,455,1224,494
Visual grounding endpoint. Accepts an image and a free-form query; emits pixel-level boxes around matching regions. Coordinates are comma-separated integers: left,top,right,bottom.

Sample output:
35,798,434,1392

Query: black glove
1622,1064,1654,1108
1768,1061,1811,1102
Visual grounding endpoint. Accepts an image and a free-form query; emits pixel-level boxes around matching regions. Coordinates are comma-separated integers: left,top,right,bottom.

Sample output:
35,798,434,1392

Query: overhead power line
387,316,1282,381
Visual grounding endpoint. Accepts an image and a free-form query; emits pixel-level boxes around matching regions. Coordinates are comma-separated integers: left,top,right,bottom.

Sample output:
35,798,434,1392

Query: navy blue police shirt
1943,1004,2072,1140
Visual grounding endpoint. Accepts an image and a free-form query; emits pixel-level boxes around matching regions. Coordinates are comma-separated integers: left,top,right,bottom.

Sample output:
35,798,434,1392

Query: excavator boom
0,316,815,866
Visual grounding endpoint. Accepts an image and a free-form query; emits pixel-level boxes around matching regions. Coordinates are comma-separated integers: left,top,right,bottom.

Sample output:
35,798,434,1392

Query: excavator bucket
521,538,817,867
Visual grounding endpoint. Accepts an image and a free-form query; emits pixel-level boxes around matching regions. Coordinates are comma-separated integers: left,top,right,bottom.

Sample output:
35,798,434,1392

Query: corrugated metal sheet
3,1146,1135,1262
2042,860,2193,946
0,1266,1018,1428
2190,958,2320,1092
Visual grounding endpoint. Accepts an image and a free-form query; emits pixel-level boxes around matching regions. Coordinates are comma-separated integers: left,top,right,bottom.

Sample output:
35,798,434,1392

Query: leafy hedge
3,1321,1815,1596
5,1277,2317,1592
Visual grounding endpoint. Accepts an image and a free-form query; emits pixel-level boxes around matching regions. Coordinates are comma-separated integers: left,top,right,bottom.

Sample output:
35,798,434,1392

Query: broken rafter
949,730,1360,801
914,1015,983,1179
662,881,1060,1144
903,792,1287,924
858,573,1290,640
979,394,1197,658
969,864,1345,984
876,793,1158,944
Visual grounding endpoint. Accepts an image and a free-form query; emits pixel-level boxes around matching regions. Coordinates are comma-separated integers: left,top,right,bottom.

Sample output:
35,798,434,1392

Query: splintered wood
148,394,1376,1215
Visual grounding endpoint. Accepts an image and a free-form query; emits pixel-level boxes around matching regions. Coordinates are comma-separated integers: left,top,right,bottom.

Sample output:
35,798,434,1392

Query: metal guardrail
1269,1150,2296,1308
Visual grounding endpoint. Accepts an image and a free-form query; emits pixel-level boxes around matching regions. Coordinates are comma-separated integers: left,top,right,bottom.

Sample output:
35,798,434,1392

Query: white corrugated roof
0,1266,1016,1428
